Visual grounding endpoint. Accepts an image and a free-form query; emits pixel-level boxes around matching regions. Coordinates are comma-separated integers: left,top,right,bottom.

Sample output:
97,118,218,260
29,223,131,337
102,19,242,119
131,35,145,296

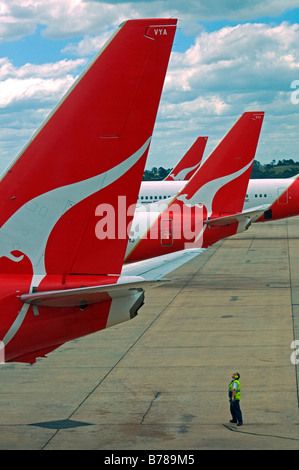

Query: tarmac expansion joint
140,392,161,425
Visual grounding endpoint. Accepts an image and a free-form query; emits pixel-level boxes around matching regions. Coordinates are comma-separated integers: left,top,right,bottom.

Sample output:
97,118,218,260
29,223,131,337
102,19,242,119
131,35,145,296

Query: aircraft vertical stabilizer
0,19,177,277
0,19,177,363
165,136,208,181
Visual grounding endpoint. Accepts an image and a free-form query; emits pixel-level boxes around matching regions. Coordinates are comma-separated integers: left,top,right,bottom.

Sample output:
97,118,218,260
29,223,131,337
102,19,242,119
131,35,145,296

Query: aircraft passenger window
150,196,153,199
259,194,262,197
141,196,144,200
154,196,157,199
255,194,258,197
145,196,148,200
159,196,162,199
264,194,267,197
164,196,167,199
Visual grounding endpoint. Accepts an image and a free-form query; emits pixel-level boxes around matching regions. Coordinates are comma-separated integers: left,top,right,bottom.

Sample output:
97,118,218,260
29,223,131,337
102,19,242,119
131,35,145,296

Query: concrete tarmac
0,217,298,450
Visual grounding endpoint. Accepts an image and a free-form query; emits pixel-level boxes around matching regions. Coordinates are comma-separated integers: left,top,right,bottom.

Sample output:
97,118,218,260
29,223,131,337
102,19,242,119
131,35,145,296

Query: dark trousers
230,400,243,424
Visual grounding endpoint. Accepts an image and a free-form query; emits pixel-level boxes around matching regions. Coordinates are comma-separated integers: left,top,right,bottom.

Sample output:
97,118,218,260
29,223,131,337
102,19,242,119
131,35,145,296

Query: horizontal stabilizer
20,276,163,308
122,248,206,280
21,249,206,307
12,345,63,364
204,205,270,227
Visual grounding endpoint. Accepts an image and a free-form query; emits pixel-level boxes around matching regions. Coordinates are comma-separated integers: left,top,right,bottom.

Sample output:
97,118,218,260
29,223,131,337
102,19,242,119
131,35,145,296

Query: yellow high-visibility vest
229,379,241,400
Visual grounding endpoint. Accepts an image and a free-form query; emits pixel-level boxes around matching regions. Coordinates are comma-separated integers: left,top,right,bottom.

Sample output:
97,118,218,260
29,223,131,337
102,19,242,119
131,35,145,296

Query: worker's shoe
230,420,237,423
237,422,243,426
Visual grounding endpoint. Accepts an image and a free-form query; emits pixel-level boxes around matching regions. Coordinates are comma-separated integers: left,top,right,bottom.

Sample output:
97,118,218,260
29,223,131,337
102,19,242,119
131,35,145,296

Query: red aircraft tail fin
0,19,177,276
176,112,264,217
165,136,208,181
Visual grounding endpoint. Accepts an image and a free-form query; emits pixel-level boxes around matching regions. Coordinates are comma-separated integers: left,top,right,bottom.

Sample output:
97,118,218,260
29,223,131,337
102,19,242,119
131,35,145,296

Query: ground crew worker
228,372,243,426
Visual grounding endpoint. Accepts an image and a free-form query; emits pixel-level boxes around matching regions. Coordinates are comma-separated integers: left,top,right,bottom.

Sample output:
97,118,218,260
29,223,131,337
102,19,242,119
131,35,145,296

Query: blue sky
0,0,299,173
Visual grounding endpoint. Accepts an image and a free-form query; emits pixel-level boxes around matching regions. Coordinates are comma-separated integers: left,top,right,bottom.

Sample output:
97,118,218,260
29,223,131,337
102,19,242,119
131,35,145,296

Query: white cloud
0,57,86,107
0,7,298,169
166,22,299,96
169,0,299,22
0,75,76,108
0,0,135,41
61,32,113,57
0,55,87,170
163,23,299,116
146,21,299,167
0,57,86,79
0,0,298,41
160,95,230,119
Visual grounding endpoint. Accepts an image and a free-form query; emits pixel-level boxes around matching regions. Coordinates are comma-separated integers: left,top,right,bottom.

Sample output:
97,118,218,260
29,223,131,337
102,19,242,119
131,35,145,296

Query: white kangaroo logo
0,138,151,346
177,160,253,218
169,162,201,181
